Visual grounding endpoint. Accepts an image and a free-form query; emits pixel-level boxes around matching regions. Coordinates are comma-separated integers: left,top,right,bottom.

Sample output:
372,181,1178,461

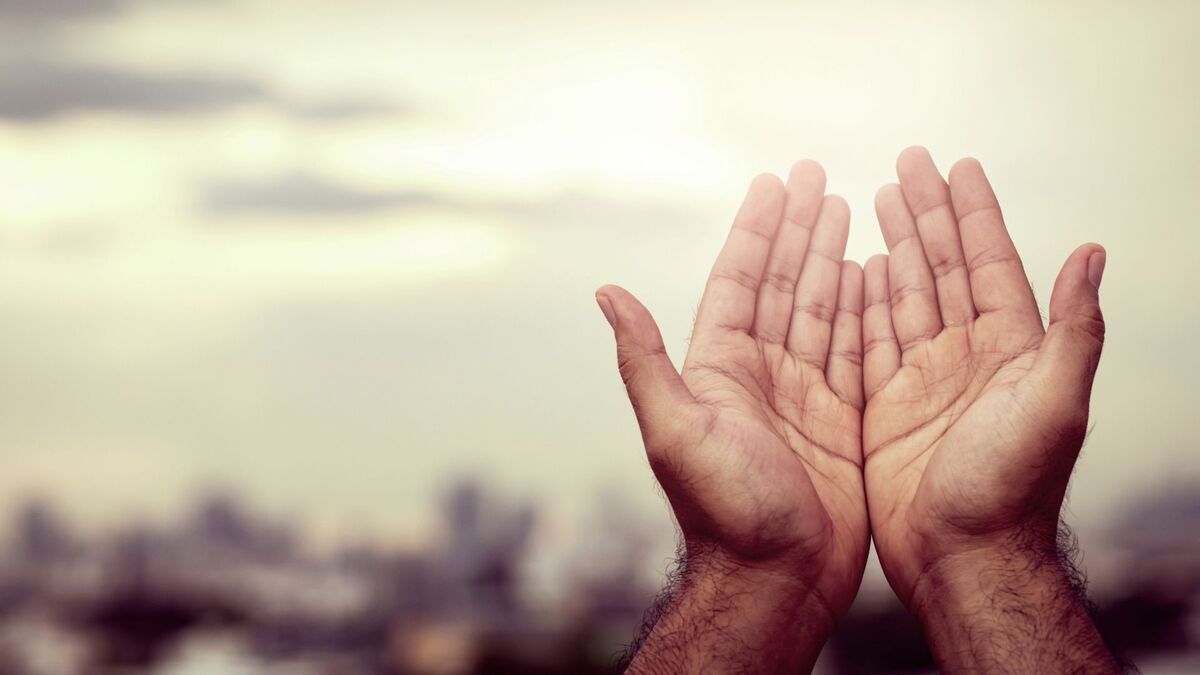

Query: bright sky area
0,1,1196,588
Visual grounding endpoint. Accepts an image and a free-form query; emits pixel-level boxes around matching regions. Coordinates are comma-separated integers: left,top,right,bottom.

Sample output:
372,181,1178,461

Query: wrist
681,541,837,627
625,541,836,675
909,538,1069,622
906,534,1121,674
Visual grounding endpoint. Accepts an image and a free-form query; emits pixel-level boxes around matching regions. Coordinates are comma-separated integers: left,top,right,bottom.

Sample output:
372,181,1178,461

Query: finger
947,157,1041,327
694,174,787,339
596,285,703,456
896,146,975,326
1033,245,1106,407
826,260,864,411
875,183,942,352
753,160,826,344
863,254,900,398
786,194,850,366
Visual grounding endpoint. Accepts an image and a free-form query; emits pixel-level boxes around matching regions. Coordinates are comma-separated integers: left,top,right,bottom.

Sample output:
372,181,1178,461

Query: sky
0,0,1197,581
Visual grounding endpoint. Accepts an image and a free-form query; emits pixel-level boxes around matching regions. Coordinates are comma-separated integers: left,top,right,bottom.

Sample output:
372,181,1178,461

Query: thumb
596,285,700,455
1034,244,1106,404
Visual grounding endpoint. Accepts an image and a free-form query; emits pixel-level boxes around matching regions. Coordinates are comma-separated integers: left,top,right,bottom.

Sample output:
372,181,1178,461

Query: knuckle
615,351,638,384
966,248,1019,274
616,344,660,386
909,194,940,217
793,298,836,323
829,348,864,367
891,283,932,306
644,408,709,468
712,266,759,293
928,252,966,280
1067,303,1105,342
761,267,797,294
863,334,898,353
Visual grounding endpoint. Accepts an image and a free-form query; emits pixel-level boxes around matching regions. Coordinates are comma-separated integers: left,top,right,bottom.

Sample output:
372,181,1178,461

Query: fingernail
596,293,616,328
1087,251,1106,289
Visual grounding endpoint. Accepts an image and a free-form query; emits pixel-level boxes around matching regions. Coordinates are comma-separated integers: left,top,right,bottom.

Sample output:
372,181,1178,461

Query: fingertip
595,292,616,329
595,284,639,315
595,283,621,304
1089,250,1106,290
874,185,909,236
897,145,933,173
596,285,664,344
596,284,629,327
1064,243,1106,274
1044,244,1107,376
863,255,890,305
865,253,889,274
1073,243,1105,290
838,260,864,308
740,173,787,217
874,183,903,210
864,255,889,292
822,193,851,221
780,160,828,233
788,159,826,186
1050,244,1107,320
948,156,983,182
750,171,786,194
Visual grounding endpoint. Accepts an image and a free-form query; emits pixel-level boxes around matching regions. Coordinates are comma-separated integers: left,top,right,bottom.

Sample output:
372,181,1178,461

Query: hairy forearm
625,544,835,675
910,533,1121,674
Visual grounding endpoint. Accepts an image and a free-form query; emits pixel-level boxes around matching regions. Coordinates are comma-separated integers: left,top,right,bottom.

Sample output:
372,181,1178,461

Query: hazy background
0,1,1197,673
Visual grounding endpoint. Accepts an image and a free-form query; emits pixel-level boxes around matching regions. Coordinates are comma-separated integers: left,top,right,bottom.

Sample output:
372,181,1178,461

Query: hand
598,162,868,672
862,147,1119,672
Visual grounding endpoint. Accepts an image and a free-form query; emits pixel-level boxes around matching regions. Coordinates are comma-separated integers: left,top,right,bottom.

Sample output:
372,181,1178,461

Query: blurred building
0,480,1194,674
0,481,658,675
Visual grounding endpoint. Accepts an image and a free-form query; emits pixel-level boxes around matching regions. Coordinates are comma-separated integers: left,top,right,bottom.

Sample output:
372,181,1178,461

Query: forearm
910,537,1121,674
626,544,835,675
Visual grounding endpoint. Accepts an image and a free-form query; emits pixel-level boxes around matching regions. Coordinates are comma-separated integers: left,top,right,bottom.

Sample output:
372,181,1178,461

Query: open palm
598,162,869,616
862,148,1107,603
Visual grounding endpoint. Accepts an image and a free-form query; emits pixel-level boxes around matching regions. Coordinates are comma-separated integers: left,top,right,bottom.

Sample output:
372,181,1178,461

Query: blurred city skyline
0,0,1197,611
0,478,1194,673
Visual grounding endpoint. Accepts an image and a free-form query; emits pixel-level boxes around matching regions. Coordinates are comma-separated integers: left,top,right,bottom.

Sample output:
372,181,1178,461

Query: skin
600,149,1122,673
596,161,869,673
862,147,1120,673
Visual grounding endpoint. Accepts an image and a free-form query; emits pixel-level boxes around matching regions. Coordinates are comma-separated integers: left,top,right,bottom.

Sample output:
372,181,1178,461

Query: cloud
204,174,439,216
0,0,212,22
0,0,124,20
284,98,408,122
0,62,406,122
0,63,266,120
201,173,707,225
